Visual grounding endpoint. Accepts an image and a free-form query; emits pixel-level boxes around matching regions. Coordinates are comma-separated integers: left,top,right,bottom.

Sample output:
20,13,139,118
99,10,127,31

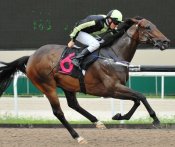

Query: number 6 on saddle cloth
59,47,98,77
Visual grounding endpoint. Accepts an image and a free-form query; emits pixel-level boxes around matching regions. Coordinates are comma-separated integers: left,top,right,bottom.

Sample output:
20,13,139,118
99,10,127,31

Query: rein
98,56,129,67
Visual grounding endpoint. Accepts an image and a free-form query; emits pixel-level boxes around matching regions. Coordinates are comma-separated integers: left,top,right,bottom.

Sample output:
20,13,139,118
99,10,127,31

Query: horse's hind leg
63,89,106,129
112,84,160,126
30,81,87,144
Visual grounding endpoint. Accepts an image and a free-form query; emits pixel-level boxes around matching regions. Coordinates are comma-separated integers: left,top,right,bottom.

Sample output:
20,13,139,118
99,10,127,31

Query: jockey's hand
68,40,75,48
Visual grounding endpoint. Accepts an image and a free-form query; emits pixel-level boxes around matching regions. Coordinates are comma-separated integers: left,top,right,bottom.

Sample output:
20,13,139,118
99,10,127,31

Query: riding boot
72,48,90,68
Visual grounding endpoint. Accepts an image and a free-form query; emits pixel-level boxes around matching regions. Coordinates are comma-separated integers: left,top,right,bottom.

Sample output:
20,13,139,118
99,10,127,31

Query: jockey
68,9,123,68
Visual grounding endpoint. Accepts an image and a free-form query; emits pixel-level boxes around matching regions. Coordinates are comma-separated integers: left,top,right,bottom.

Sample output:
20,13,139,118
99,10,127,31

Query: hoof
152,120,162,128
95,121,107,130
76,136,88,144
112,113,122,120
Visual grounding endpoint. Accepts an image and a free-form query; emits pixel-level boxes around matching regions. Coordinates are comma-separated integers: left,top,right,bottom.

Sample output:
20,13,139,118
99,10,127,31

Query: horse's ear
130,18,139,24
130,18,144,27
127,19,141,37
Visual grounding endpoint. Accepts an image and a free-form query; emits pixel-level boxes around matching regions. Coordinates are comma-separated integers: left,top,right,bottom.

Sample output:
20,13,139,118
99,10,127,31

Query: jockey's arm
69,21,96,42
100,29,124,48
100,21,131,47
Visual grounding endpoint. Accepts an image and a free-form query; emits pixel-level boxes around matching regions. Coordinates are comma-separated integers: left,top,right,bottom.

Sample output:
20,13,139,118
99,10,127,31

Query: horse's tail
0,56,30,96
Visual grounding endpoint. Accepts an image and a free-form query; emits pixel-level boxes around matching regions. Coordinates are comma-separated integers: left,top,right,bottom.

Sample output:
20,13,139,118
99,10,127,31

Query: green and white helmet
106,9,123,24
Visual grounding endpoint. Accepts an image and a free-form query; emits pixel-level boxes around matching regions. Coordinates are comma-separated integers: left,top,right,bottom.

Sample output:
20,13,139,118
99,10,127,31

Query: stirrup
72,55,83,60
75,54,84,59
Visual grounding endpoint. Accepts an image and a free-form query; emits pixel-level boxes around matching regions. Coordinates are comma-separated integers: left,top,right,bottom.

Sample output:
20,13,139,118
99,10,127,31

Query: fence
6,65,175,97
129,65,175,98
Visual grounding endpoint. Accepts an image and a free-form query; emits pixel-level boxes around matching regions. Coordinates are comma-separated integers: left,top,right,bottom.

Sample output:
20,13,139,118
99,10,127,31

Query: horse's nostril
163,41,170,47
154,40,169,50
163,41,168,43
164,39,170,45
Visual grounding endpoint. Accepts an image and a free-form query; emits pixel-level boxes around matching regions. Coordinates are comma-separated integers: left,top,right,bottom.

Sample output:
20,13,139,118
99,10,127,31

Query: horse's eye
146,26,151,30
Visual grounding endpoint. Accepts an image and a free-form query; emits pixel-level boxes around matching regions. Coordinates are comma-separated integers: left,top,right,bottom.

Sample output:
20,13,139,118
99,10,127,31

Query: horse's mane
133,16,144,20
119,16,144,31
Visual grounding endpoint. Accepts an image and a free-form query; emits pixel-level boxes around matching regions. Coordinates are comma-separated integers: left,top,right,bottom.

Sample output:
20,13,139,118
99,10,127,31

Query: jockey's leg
73,47,90,59
72,31,100,67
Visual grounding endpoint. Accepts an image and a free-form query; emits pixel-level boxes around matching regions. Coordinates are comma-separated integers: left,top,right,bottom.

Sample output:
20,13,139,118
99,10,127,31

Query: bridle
126,23,153,44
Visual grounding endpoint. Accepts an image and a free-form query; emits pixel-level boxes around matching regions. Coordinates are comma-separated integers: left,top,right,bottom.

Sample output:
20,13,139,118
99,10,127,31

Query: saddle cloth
58,47,99,78
58,45,124,79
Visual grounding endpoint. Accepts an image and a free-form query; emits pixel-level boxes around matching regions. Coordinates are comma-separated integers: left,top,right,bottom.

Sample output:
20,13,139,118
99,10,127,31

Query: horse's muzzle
154,40,170,50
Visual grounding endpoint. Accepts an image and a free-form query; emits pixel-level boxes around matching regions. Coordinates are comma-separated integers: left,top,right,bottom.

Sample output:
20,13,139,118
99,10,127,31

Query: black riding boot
72,48,90,68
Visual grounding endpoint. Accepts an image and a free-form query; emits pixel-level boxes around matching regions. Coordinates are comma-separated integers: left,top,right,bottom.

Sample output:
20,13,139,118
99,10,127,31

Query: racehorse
0,17,170,144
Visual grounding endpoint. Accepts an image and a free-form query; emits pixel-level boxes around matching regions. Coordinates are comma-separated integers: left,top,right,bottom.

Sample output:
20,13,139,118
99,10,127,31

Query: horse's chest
112,67,129,85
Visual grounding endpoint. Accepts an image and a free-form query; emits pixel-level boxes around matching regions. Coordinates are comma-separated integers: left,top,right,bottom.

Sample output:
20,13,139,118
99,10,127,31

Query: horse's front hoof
112,113,122,120
76,136,88,144
152,120,161,128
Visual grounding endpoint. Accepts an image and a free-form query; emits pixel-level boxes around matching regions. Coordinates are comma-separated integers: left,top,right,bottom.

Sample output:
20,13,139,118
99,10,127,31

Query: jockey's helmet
106,9,123,25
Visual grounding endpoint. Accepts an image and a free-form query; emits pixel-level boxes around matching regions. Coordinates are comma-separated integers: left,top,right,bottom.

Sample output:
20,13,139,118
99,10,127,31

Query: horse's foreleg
112,84,160,126
138,93,160,126
63,89,106,129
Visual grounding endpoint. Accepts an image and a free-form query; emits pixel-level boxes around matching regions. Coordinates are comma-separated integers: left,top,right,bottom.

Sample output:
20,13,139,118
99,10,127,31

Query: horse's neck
111,33,138,62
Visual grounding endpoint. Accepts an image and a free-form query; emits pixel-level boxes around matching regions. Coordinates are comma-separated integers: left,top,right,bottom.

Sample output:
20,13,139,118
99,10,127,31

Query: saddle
58,47,99,78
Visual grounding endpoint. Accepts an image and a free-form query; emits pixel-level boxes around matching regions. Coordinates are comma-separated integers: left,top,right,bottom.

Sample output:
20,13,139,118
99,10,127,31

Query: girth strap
78,73,86,94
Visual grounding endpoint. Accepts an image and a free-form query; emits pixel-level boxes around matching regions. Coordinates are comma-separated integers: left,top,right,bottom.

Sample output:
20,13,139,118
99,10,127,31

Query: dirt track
0,128,175,147
1,98,175,146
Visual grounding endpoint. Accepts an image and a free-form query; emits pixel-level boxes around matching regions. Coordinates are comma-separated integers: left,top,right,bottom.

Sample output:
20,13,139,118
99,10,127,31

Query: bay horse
0,17,170,144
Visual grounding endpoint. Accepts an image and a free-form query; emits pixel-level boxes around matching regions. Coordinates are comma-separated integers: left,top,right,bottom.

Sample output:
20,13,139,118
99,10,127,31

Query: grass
0,114,175,125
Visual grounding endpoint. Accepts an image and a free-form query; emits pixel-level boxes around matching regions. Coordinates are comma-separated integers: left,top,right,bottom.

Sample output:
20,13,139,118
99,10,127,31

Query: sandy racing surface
1,97,175,146
0,128,175,147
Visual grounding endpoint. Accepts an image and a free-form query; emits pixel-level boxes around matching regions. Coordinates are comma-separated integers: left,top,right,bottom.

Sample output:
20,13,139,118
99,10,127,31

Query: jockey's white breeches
76,31,100,52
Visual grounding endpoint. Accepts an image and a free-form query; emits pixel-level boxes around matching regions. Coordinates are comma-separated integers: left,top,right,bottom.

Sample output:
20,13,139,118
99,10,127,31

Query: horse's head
127,18,170,50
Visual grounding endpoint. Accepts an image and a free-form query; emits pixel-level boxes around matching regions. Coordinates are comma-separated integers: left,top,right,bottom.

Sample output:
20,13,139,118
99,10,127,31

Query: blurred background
0,0,174,49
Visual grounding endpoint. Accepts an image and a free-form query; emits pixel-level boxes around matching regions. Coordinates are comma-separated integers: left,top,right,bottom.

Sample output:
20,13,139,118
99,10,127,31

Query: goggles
111,18,121,25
